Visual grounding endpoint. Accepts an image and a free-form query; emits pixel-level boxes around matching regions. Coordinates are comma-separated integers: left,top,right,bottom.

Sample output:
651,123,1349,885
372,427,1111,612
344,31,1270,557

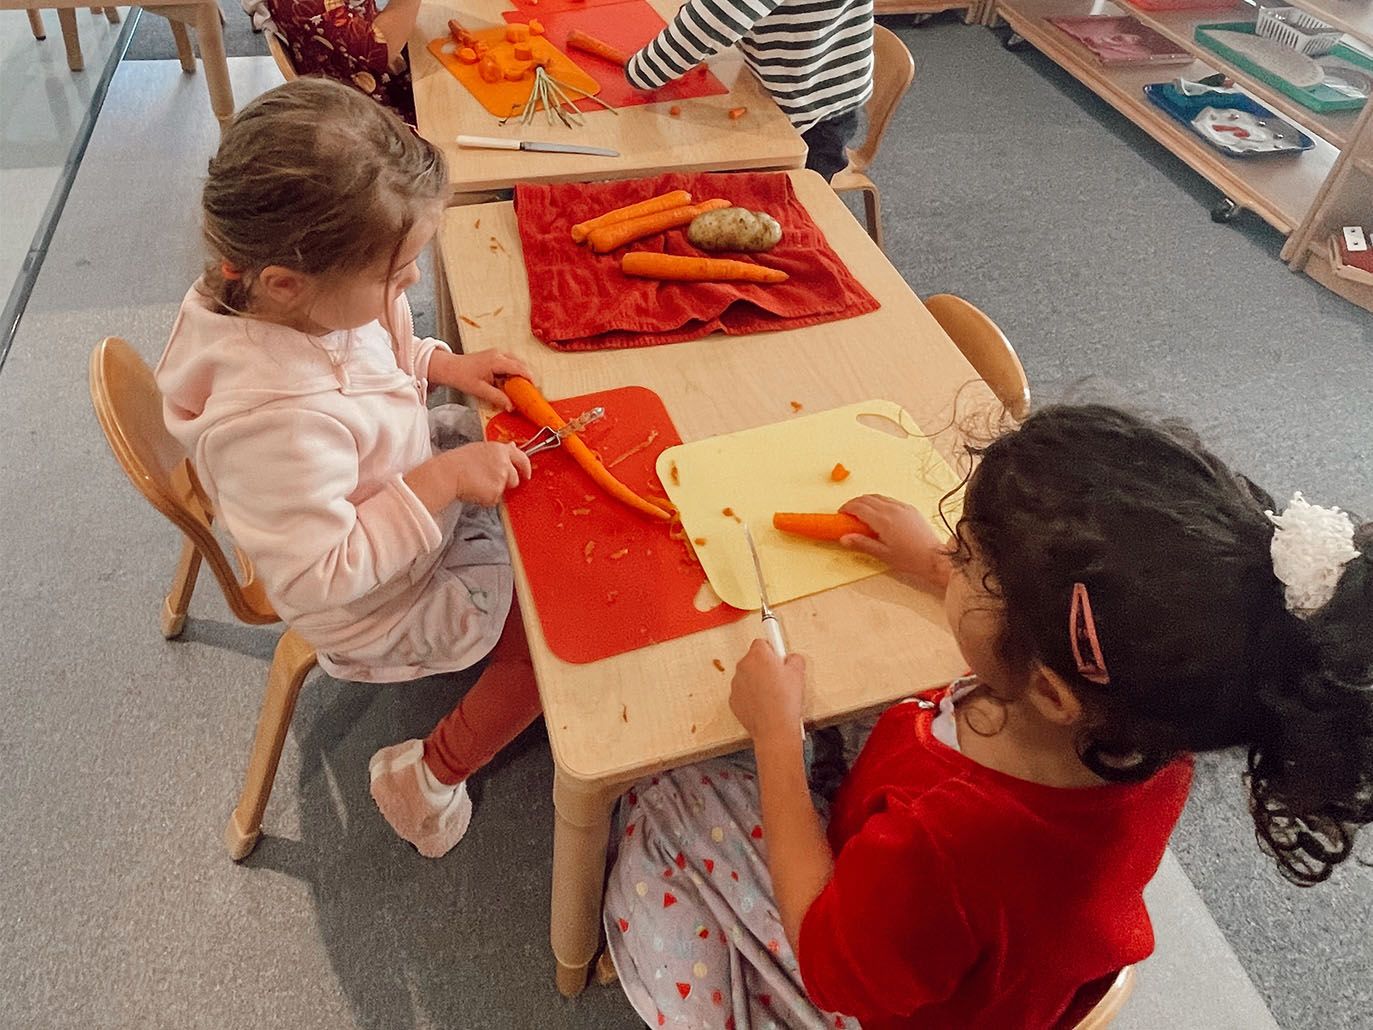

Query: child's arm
624,0,785,91
427,349,532,412
403,441,531,514
371,0,423,64
840,494,953,593
730,641,834,952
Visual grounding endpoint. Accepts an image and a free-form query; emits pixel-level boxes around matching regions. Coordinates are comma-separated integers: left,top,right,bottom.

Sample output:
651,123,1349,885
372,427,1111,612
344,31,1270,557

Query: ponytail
1246,524,1373,885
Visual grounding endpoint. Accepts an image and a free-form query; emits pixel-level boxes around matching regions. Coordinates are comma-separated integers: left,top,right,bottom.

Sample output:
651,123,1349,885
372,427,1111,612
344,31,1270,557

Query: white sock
420,759,461,806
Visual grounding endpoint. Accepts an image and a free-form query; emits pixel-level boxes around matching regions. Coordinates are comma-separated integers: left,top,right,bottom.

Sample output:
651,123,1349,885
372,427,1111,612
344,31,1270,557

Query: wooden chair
265,31,299,81
88,337,318,862
830,25,916,250
1066,967,1136,1030
923,293,1030,420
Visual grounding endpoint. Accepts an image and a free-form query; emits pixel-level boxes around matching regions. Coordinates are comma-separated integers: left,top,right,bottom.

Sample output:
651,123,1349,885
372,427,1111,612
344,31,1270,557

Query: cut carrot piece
830,463,850,482
587,199,731,254
772,512,875,540
457,46,478,63
789,401,803,412
712,659,725,672
529,19,545,34
728,107,747,120
566,28,630,66
693,537,707,546
502,377,671,521
669,105,682,116
621,252,788,284
570,190,693,244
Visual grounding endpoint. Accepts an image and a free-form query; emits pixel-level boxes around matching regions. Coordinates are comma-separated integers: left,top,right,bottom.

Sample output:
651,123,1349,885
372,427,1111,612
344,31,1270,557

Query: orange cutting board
427,26,601,118
487,386,745,665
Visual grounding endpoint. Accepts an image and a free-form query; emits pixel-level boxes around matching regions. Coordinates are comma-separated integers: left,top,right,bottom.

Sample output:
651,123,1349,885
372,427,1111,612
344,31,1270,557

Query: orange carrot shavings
693,537,707,547
831,463,850,482
722,507,741,523
571,508,591,516
669,461,680,485
584,541,595,563
474,218,481,229
712,659,725,672
621,704,628,722
790,400,804,412
669,105,682,116
606,429,660,469
460,315,481,328
610,548,629,559
606,591,619,604
729,107,747,120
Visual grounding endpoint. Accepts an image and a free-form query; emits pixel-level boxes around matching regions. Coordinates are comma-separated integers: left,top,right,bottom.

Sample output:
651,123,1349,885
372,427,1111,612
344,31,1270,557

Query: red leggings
421,603,542,785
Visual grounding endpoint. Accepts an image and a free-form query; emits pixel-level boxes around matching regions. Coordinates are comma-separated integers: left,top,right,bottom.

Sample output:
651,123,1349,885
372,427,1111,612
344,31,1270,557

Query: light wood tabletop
409,0,807,202
438,169,994,995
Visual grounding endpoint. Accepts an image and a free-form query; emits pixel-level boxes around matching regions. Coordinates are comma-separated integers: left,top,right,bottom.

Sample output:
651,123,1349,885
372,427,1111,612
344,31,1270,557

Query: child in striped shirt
626,0,875,181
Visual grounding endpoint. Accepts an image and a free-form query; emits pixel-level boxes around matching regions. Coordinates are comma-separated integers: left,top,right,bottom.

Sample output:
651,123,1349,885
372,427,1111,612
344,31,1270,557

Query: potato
686,207,783,253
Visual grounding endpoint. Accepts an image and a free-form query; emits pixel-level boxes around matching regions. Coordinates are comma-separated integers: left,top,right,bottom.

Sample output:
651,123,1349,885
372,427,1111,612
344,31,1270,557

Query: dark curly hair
950,404,1373,886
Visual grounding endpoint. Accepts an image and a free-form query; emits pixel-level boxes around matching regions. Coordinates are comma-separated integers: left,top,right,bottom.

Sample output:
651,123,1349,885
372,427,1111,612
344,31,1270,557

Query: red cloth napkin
514,172,880,350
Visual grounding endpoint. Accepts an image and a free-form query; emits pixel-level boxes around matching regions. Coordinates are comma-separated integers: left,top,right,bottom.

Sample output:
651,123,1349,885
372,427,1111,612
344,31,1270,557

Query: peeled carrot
588,198,731,253
571,189,692,244
772,512,875,540
502,377,671,522
620,252,788,284
567,28,630,66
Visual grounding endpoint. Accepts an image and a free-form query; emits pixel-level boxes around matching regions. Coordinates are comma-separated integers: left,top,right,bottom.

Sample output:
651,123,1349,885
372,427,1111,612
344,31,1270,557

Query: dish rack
1255,6,1343,56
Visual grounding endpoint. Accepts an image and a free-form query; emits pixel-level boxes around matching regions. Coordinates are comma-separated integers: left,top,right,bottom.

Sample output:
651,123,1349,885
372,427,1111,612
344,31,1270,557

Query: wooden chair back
88,337,277,625
845,25,916,175
1066,967,1136,1030
923,293,1030,421
265,31,298,81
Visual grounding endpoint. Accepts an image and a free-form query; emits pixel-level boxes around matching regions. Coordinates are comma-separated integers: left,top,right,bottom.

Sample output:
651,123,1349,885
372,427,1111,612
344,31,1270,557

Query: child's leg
369,602,541,857
421,603,541,784
801,107,863,181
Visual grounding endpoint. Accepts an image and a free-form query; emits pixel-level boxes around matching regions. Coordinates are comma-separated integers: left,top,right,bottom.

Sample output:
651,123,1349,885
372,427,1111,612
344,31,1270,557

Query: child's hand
447,442,532,506
839,494,953,590
730,640,806,749
443,351,533,411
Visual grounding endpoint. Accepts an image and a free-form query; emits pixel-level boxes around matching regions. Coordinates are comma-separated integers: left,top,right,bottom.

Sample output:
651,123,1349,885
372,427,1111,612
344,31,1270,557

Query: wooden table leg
195,0,235,125
550,769,619,998
27,8,46,39
169,18,196,73
103,7,121,23
57,8,83,71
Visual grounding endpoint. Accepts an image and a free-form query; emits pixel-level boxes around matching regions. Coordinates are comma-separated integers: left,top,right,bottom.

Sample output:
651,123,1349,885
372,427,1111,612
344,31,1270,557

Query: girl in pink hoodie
157,79,540,858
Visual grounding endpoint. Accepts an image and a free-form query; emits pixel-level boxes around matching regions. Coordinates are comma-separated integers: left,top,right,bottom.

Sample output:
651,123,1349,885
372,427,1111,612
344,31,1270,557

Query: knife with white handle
456,135,619,157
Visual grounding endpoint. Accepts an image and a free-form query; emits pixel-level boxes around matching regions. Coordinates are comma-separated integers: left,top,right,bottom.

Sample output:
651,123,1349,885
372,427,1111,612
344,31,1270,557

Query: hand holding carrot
839,495,953,590
429,350,532,412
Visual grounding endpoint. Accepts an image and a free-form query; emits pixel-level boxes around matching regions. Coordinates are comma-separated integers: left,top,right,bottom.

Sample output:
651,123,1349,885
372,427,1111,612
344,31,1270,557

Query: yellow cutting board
656,401,965,610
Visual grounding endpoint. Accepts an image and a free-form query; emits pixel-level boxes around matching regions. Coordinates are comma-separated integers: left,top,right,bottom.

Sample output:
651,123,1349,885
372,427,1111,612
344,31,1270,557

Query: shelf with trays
1108,1,1366,147
995,0,1339,233
1303,246,1373,308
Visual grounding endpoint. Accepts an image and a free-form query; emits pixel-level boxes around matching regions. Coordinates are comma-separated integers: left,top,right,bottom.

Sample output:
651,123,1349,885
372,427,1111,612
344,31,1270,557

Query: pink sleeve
199,407,443,615
798,806,980,1022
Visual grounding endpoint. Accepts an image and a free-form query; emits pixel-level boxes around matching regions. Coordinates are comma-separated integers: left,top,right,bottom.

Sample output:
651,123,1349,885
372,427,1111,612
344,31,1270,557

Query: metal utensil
456,134,619,157
518,406,605,456
743,524,787,657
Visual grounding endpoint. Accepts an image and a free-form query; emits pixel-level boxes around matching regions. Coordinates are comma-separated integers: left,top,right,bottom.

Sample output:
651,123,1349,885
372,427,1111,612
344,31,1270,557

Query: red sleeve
797,803,980,1022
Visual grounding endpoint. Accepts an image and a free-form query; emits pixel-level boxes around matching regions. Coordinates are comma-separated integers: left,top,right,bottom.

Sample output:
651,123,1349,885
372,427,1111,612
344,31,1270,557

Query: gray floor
1,17,1369,1030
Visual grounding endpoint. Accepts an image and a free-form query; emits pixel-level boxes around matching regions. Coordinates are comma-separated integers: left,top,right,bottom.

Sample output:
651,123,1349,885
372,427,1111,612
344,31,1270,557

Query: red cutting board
488,385,745,664
503,2,728,110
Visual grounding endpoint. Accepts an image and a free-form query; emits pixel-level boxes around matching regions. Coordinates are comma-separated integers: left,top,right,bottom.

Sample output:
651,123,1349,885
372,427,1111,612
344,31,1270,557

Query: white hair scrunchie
1267,492,1360,616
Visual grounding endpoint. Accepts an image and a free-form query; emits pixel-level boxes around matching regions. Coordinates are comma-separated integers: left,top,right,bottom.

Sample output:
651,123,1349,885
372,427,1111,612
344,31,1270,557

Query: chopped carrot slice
831,463,850,482
729,107,747,120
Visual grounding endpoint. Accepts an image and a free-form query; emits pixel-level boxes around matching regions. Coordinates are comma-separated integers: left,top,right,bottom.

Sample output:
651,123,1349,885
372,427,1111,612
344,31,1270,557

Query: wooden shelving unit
989,0,1373,309
876,0,987,25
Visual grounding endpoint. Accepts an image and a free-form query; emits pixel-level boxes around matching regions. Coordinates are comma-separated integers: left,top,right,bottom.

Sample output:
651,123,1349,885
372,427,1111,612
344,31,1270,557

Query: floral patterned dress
267,0,416,125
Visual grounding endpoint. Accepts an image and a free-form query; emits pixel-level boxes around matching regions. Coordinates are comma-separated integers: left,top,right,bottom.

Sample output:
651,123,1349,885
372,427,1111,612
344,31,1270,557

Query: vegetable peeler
743,524,787,657
518,406,604,456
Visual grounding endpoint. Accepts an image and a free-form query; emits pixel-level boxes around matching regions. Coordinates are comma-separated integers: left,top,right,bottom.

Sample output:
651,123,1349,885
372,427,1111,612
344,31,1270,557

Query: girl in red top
604,405,1373,1029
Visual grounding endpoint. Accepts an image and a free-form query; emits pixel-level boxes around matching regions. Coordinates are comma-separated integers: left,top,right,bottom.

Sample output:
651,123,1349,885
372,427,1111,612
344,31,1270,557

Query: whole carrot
566,28,631,66
620,252,788,284
588,198,731,253
772,512,875,540
571,189,693,244
502,377,671,522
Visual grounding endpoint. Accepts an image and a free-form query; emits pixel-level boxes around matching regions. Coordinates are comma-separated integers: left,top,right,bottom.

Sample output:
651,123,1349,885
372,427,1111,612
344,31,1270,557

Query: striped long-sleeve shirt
625,0,874,133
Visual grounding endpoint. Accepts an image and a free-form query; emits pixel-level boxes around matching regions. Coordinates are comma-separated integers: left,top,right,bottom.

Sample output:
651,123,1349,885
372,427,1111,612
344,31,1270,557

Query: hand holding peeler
743,524,787,658
518,406,604,456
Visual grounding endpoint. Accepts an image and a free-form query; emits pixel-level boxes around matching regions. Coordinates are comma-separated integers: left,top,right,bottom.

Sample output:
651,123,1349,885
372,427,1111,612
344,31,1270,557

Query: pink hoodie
156,284,511,682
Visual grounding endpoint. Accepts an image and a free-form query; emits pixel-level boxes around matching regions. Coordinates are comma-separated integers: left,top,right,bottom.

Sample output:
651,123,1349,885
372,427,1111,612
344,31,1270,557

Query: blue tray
1143,82,1315,157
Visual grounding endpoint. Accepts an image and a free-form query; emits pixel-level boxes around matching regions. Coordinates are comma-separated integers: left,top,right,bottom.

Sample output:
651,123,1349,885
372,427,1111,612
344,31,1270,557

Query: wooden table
409,0,807,203
439,169,992,996
2,0,235,124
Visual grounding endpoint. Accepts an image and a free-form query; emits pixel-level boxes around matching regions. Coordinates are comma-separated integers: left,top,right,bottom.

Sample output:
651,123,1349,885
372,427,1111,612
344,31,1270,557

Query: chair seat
830,167,875,194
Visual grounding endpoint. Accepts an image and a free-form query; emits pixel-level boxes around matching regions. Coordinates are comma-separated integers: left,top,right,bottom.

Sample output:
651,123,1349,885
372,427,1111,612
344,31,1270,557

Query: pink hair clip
220,260,242,281
1069,582,1110,685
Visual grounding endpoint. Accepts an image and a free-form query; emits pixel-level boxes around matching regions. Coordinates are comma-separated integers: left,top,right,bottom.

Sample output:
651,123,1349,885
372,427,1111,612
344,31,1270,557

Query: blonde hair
200,78,447,315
